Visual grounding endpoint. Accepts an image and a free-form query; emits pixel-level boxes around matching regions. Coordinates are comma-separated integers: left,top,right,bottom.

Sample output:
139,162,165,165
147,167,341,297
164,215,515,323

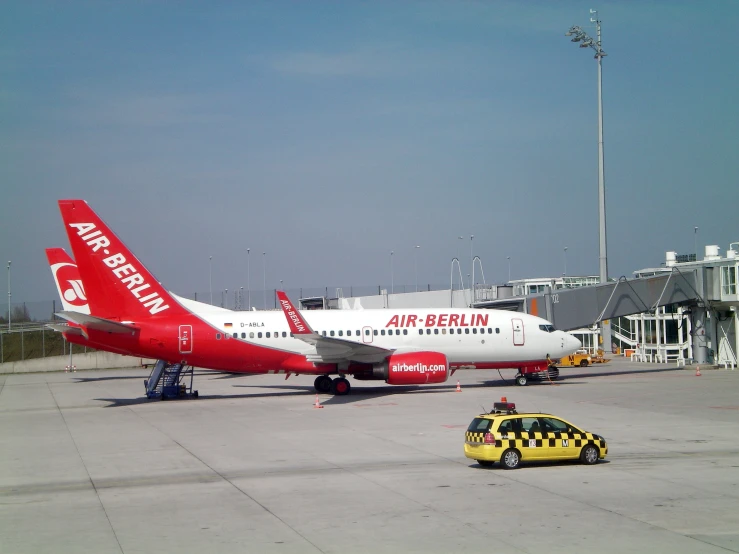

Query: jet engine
352,352,449,385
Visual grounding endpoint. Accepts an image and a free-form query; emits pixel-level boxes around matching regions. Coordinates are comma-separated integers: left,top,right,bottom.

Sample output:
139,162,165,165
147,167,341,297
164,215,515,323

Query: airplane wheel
314,375,332,393
515,374,528,386
330,377,351,396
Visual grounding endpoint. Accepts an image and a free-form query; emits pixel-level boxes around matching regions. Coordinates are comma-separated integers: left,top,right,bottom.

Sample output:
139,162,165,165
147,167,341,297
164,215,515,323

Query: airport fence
0,325,93,364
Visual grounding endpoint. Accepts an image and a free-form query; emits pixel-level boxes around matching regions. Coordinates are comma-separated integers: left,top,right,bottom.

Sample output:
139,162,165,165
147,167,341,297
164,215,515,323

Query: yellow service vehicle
464,399,608,469
557,351,593,367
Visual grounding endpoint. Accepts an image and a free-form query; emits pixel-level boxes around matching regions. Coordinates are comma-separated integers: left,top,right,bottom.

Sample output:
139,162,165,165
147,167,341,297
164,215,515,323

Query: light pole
564,246,568,276
6,261,10,330
507,256,511,283
262,252,267,309
694,227,699,260
469,235,475,294
390,251,394,294
414,245,421,292
209,256,213,305
279,279,283,291
567,10,610,349
247,248,251,311
239,287,243,310
566,12,608,285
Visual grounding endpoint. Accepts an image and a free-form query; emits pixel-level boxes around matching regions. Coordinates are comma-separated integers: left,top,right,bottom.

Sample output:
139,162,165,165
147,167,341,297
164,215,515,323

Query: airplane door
179,325,193,354
512,318,524,346
362,326,373,344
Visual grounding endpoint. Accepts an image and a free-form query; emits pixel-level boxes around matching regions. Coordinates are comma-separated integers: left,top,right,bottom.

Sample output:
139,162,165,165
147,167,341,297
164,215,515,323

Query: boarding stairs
145,360,198,400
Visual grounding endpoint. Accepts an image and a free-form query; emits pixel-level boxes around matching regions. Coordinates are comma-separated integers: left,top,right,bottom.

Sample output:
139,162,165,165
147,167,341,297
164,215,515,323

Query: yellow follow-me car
464,399,608,469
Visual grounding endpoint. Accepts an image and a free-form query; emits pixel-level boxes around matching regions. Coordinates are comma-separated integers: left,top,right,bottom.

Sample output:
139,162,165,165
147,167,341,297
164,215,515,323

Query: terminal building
299,244,739,369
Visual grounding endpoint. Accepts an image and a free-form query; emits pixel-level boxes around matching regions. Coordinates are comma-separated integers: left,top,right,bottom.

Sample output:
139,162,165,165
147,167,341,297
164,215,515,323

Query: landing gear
515,373,528,386
330,377,351,396
314,375,332,393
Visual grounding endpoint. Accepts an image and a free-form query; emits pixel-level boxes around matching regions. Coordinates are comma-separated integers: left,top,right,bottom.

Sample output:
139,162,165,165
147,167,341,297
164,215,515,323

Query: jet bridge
475,268,702,332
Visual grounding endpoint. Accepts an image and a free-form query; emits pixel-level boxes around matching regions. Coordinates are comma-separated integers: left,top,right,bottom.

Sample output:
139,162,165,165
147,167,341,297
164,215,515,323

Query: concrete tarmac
1,359,738,553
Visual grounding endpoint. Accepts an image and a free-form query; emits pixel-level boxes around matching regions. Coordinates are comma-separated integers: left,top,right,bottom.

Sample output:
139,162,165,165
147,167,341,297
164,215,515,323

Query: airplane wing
276,291,392,363
55,311,139,336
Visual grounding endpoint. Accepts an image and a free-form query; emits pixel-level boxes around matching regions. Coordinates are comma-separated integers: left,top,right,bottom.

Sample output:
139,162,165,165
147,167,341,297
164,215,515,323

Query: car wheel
477,460,494,467
501,449,520,469
580,444,599,465
515,374,527,386
579,359,589,367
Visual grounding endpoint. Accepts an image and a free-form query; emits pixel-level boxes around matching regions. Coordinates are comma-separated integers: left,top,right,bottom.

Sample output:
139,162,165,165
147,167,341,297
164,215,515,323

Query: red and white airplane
50,199,581,394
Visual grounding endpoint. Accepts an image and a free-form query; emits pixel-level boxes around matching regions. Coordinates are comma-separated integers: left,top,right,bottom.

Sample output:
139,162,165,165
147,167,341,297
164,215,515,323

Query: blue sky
2,0,738,308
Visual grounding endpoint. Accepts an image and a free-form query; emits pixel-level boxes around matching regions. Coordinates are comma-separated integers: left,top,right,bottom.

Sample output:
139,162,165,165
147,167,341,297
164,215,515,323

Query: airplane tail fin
45,247,91,314
58,200,188,320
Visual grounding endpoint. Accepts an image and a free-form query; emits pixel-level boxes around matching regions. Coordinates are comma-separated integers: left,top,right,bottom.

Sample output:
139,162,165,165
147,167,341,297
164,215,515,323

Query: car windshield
467,418,492,432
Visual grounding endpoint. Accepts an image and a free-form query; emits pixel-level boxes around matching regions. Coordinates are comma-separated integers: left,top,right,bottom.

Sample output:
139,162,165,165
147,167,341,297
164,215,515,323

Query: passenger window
365,329,370,335
403,329,408,335
216,333,221,340
488,328,492,333
395,329,400,335
497,420,513,434
233,333,238,338
249,332,254,339
374,330,378,336
282,332,287,337
419,329,423,335
381,330,385,336
426,329,431,335
330,331,335,337
266,332,270,338
322,331,327,337
347,330,351,336
472,328,477,334
479,328,484,334
356,330,360,336
442,329,446,335
540,418,569,433
434,329,439,335
338,330,343,337
496,328,500,334
465,328,470,334
241,332,246,339
258,332,262,338
522,417,541,433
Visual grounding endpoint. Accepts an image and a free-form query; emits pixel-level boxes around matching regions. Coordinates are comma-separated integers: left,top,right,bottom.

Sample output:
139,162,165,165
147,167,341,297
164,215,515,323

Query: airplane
51,199,581,394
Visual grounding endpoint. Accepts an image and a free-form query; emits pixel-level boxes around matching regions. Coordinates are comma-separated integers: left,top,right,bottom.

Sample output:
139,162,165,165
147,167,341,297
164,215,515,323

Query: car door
520,417,545,460
548,417,583,460
539,417,571,459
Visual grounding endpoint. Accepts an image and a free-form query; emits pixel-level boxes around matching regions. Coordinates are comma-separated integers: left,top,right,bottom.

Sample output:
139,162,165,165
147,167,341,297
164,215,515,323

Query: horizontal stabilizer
46,323,84,335
56,311,138,334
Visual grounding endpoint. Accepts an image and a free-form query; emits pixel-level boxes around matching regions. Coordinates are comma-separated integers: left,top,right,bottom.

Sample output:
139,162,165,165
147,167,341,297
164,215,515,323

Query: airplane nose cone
565,334,582,353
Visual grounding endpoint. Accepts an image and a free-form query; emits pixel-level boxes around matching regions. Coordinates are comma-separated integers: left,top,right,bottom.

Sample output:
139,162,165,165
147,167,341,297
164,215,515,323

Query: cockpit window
539,324,555,333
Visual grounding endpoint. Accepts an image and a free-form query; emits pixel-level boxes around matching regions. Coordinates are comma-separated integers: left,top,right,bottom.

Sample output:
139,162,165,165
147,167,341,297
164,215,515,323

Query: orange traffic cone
314,394,324,408
500,396,507,402
696,366,701,377
456,380,462,392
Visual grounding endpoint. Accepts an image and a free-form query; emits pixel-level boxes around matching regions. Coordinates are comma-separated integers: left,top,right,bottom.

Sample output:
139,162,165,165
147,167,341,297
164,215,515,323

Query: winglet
276,291,314,335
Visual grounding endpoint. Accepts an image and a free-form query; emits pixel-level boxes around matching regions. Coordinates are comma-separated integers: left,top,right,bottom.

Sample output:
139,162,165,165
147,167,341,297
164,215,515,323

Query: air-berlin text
69,222,170,315
385,313,488,328
390,362,446,373
279,299,305,332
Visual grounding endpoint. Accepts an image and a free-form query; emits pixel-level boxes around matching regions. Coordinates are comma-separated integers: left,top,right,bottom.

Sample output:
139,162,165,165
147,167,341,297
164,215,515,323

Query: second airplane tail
58,200,188,320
